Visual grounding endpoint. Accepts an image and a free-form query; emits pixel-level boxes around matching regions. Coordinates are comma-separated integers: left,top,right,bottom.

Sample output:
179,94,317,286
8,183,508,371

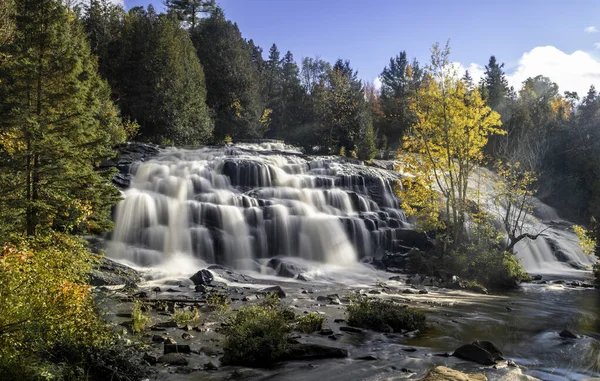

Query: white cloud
374,77,382,90
585,26,598,33
504,46,600,96
454,62,485,85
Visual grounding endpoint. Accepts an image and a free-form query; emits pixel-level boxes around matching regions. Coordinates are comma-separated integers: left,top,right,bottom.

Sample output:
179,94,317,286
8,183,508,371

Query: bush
171,309,193,327
445,242,530,290
346,297,426,333
221,297,291,367
295,312,325,333
132,300,151,333
0,233,119,379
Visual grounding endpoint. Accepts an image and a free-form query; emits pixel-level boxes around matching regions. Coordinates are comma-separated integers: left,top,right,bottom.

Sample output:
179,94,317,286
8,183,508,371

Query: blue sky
122,0,600,96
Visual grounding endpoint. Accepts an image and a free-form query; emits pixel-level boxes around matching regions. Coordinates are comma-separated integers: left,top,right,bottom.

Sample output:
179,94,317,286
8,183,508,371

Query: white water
108,144,595,277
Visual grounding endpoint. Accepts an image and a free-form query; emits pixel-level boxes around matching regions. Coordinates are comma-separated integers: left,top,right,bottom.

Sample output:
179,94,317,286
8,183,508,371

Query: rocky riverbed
92,257,600,381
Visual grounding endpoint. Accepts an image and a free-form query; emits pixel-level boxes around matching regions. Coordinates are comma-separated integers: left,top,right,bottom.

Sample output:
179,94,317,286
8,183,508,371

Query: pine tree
379,51,423,148
279,51,305,136
110,7,213,145
0,0,126,236
165,0,215,29
483,56,510,111
192,8,265,139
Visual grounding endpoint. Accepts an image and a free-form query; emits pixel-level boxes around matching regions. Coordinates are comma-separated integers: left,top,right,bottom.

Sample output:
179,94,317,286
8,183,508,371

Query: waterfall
108,144,596,276
108,144,406,271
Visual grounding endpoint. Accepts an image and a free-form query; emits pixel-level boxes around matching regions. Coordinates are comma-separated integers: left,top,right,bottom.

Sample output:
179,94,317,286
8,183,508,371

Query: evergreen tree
192,8,266,139
165,0,215,29
109,7,213,145
483,55,510,111
0,0,126,236
279,51,305,135
379,51,423,148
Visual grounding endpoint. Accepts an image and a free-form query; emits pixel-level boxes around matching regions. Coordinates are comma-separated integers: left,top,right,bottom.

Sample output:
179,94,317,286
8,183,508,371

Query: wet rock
190,269,213,286
402,347,417,352
266,257,307,278
282,343,348,361
164,337,177,345
531,275,543,281
389,276,402,281
453,341,503,365
420,366,487,381
152,286,161,293
260,286,286,298
333,318,345,323
89,257,141,286
154,321,178,329
164,343,191,354
418,289,429,294
379,324,393,333
143,353,157,365
200,346,220,356
368,290,381,294
157,353,188,366
181,333,192,340
559,329,579,339
402,289,416,294
319,328,334,335
204,361,218,371
356,355,378,361
340,326,362,333
151,334,165,343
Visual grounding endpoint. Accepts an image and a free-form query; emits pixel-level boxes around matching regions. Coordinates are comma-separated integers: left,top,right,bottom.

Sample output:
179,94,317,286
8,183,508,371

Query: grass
131,300,151,333
295,312,325,333
346,296,426,333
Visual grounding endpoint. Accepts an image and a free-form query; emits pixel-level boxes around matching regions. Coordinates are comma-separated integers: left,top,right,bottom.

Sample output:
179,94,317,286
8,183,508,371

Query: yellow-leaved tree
396,41,504,250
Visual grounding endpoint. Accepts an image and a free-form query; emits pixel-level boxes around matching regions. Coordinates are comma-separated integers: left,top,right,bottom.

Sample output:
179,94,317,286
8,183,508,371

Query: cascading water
108,143,408,273
108,143,596,277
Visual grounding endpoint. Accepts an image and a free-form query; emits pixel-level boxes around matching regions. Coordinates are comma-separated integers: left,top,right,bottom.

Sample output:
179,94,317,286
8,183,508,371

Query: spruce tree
483,56,510,111
165,0,215,29
192,8,265,139
0,0,126,236
112,7,213,145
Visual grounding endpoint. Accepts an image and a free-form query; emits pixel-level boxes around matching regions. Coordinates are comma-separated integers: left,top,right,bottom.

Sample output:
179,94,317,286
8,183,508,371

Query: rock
164,337,177,345
181,333,192,340
89,257,141,286
319,328,334,335
282,343,348,361
389,276,402,281
190,269,213,286
266,257,307,278
152,286,161,293
419,289,429,294
195,285,208,293
403,289,416,294
143,353,157,365
260,286,286,298
340,326,362,333
453,341,503,365
379,324,393,333
333,318,345,323
559,329,579,339
531,275,543,281
419,366,487,381
368,290,381,294
402,347,417,352
154,321,178,329
157,353,188,366
407,274,422,285
151,334,165,343
204,361,218,371
201,346,220,356
355,355,378,361
164,344,191,354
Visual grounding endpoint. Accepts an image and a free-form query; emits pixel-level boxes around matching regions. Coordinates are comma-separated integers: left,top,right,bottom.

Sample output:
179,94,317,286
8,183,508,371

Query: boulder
260,286,286,298
89,257,141,286
157,353,188,366
453,341,503,365
164,344,191,354
190,269,213,286
340,326,363,333
559,329,579,339
266,257,307,278
143,353,157,365
419,366,487,381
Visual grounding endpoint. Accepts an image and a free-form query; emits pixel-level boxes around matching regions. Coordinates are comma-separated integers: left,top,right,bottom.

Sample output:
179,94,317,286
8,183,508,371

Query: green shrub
346,296,426,333
221,298,291,367
132,300,151,333
446,243,530,290
171,309,193,327
295,312,325,333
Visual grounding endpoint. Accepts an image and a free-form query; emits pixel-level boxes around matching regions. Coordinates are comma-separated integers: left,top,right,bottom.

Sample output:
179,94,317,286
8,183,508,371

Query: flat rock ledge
420,366,487,381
